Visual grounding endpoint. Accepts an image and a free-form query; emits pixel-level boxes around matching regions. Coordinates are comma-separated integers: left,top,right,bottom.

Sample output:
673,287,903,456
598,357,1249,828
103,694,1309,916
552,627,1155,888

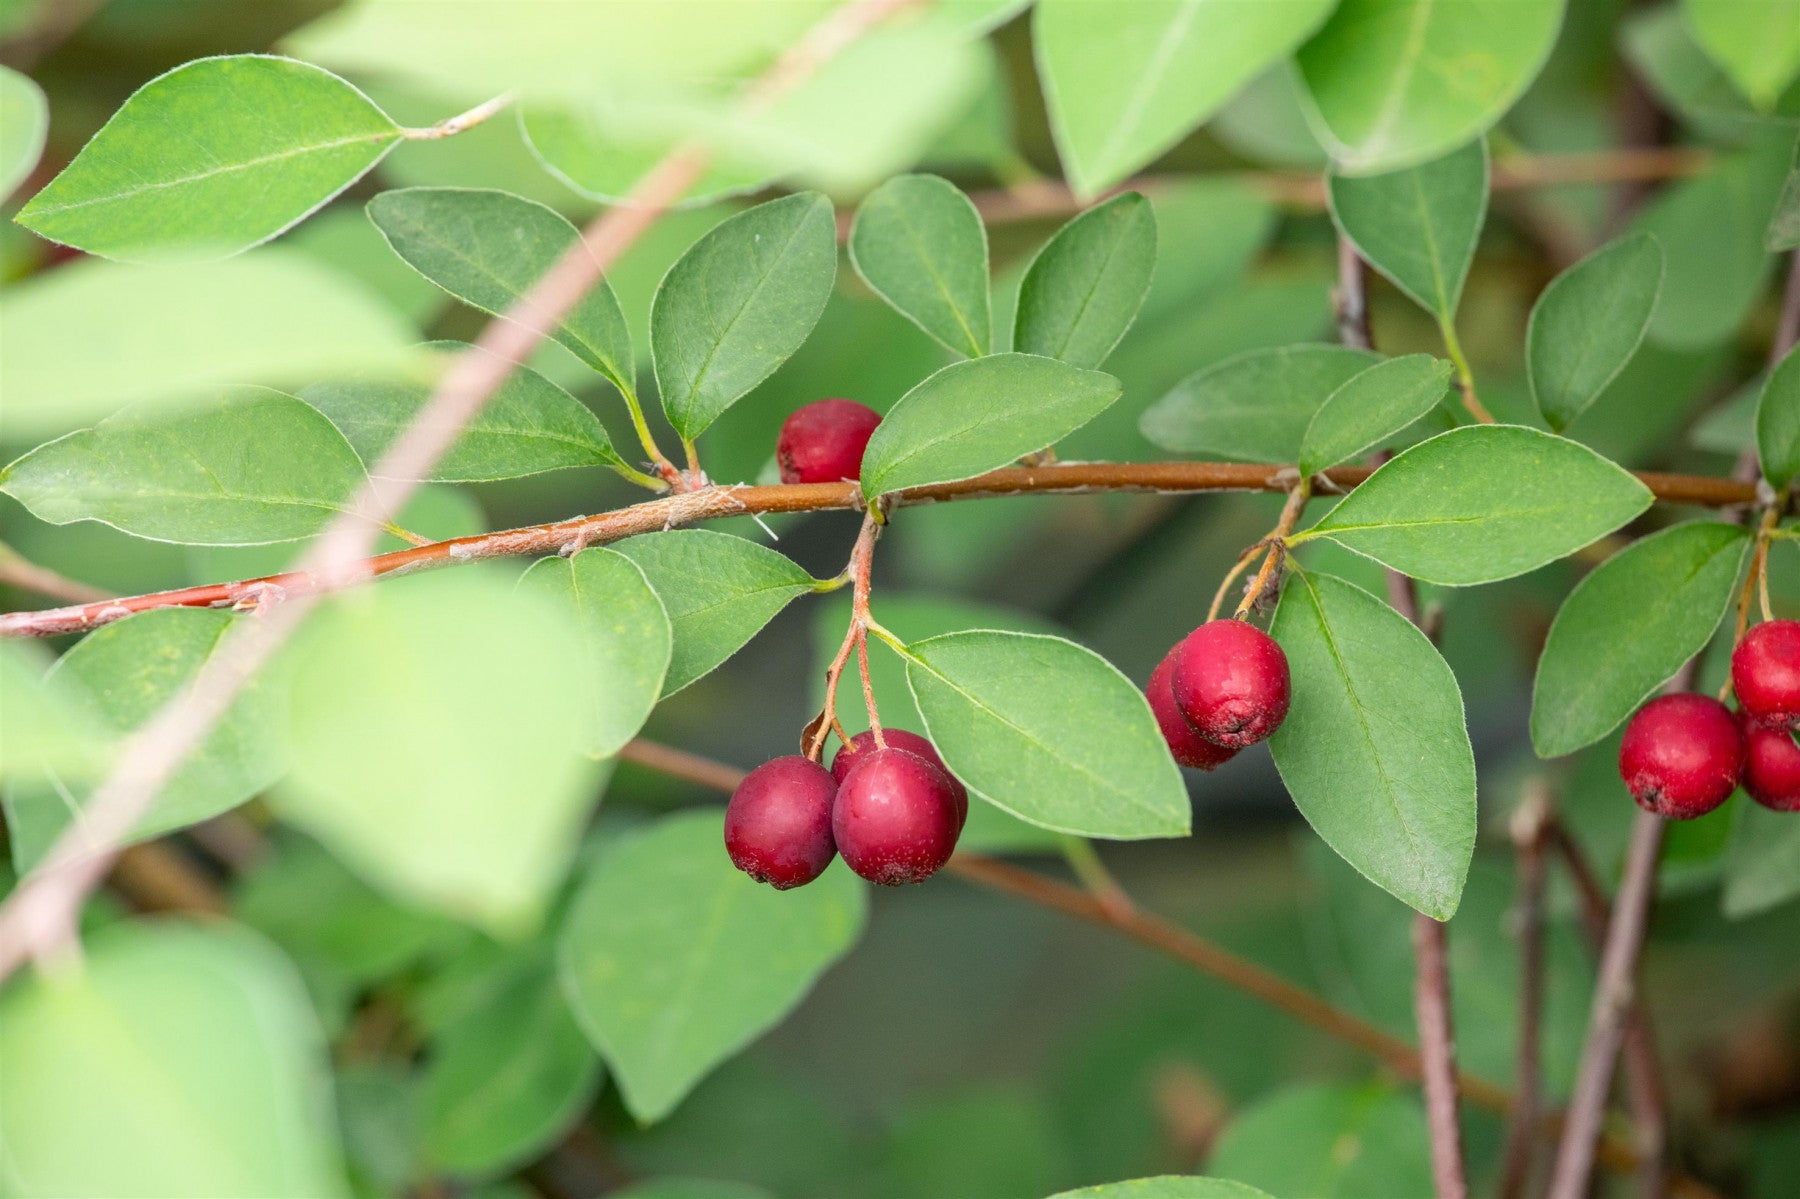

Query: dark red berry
1146,650,1238,770
832,747,961,886
831,728,967,831
1742,710,1800,812
1732,619,1800,730
724,755,838,889
1618,693,1743,820
1169,619,1291,749
776,398,882,484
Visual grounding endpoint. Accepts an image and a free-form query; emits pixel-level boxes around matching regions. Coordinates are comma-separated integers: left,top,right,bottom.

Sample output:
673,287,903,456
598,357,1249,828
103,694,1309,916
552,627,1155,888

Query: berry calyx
1618,693,1743,820
724,755,839,889
1731,619,1800,730
1741,711,1800,812
776,398,883,484
1168,619,1291,749
831,728,967,831
1146,650,1238,770
832,747,961,886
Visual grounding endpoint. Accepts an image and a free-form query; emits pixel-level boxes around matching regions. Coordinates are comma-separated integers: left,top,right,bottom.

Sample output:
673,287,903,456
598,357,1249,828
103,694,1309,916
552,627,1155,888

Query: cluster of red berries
725,729,968,889
777,397,882,485
1145,618,1292,769
1619,620,1800,818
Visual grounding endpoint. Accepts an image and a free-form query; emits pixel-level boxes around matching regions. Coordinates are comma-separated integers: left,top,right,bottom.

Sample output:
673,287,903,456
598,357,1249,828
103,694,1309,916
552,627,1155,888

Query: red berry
1146,650,1238,770
831,729,967,831
832,747,961,886
1742,710,1800,812
1618,693,1743,820
724,755,838,889
1169,619,1291,749
1732,619,1800,730
776,398,882,484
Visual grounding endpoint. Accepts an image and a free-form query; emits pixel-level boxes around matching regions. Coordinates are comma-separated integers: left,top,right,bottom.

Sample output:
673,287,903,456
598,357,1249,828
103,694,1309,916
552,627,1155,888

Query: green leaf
903,630,1190,840
1140,344,1379,462
0,923,350,1198
1531,522,1752,759
613,530,817,695
0,65,47,199
1527,234,1666,432
1301,426,1654,586
1298,354,1453,476
653,193,837,440
1770,136,1800,252
4,609,286,874
0,251,419,441
1758,344,1800,489
1046,1180,1274,1199
859,355,1123,500
422,953,601,1176
1295,0,1565,174
1,386,369,545
1014,192,1157,369
276,570,606,937
302,344,626,482
1208,1083,1432,1197
0,640,110,787
518,548,672,758
1724,794,1800,918
612,1183,774,1199
366,187,636,395
17,55,400,261
848,174,991,359
1327,140,1489,324
558,810,866,1123
1269,571,1476,920
519,103,769,207
1034,0,1335,197
1623,6,1800,139
1681,0,1800,110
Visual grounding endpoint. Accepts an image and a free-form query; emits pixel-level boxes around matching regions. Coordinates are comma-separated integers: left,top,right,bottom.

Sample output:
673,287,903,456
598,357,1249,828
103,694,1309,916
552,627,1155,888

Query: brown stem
0,462,1759,641
1547,809,1668,1199
809,514,884,759
1232,481,1309,619
0,542,107,604
1498,788,1553,1199
1414,914,1468,1199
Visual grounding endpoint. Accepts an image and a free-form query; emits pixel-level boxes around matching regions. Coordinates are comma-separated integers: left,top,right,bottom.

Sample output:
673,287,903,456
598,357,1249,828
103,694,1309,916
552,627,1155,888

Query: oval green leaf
1681,0,1800,110
1034,0,1335,197
1302,425,1654,586
0,923,350,1198
518,547,672,758
557,810,866,1123
367,187,635,396
1140,344,1379,462
1758,343,1800,489
17,55,400,261
1527,233,1665,432
1295,0,1565,174
1047,1180,1274,1199
652,192,838,439
1014,191,1157,369
302,343,626,482
848,173,991,358
1298,354,1453,476
0,386,370,545
613,530,817,695
0,65,48,200
1531,521,1751,759
859,354,1123,500
903,630,1190,840
1327,139,1489,324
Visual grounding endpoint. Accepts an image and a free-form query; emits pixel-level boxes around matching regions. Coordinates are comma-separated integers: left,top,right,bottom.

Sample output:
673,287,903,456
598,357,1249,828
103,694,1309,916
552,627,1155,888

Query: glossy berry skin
1732,619,1800,730
1618,693,1743,820
832,747,961,886
1146,650,1238,770
1168,619,1291,749
831,729,967,831
1741,711,1800,812
776,398,883,484
724,755,838,889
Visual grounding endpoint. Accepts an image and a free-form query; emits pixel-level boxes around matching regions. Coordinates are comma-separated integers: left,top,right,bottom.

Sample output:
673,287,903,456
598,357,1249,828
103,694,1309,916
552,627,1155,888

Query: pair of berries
1146,619,1292,769
725,729,967,889
1619,620,1800,818
777,398,882,485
